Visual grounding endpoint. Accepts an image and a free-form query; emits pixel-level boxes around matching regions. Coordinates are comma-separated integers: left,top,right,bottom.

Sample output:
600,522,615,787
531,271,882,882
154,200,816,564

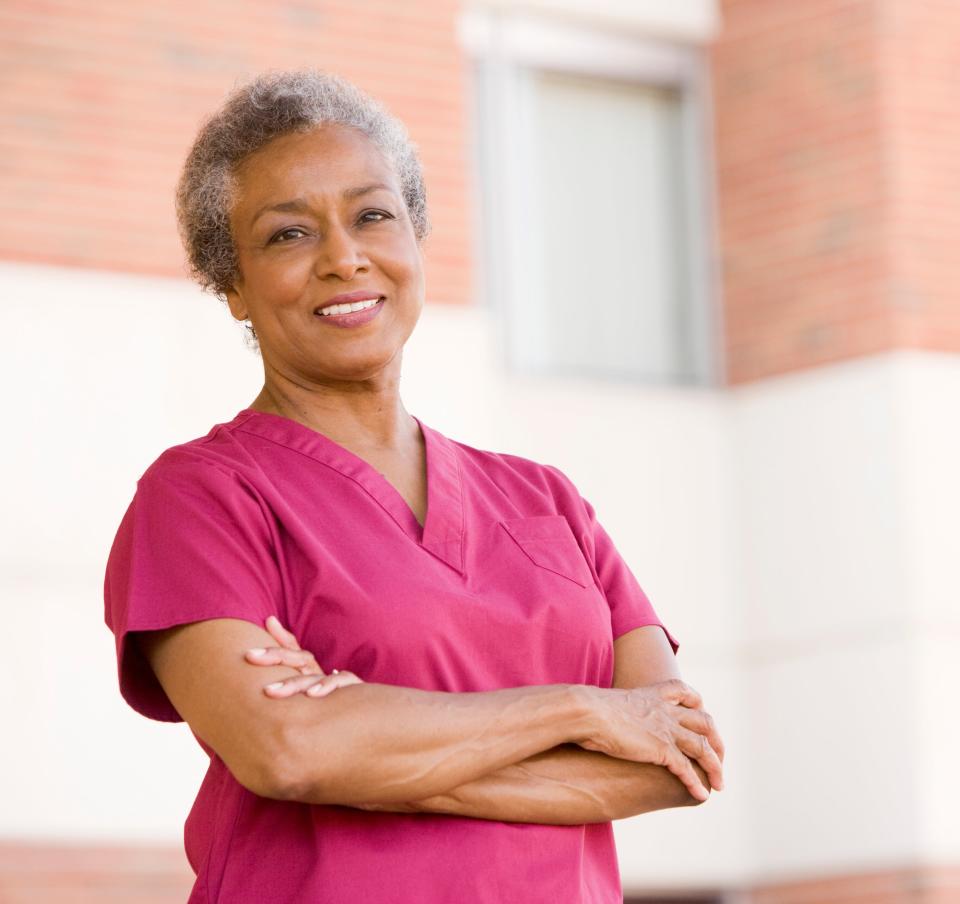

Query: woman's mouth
314,297,385,328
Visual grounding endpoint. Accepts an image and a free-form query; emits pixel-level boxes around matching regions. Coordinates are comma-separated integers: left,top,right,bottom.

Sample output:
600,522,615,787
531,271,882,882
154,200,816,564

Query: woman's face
224,124,425,384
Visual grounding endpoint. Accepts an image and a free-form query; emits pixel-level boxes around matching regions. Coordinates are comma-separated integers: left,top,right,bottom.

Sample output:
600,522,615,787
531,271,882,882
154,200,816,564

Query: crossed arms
344,625,709,823
138,621,716,825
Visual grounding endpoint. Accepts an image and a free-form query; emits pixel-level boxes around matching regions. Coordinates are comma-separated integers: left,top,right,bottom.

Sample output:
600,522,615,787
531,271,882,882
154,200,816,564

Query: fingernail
307,684,329,696
248,648,266,655
265,682,283,691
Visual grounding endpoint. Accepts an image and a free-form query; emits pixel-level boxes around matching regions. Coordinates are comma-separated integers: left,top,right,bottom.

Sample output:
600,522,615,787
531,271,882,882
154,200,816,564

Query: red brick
0,0,472,306
713,0,960,383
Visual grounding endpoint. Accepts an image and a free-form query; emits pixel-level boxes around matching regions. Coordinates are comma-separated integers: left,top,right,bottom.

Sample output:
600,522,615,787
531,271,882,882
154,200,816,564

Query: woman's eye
268,214,390,244
271,227,307,243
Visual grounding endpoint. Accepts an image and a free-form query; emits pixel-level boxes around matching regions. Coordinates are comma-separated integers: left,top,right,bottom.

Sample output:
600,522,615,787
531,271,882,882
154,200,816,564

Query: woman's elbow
216,719,309,801
221,741,298,800
235,760,289,800
256,714,339,803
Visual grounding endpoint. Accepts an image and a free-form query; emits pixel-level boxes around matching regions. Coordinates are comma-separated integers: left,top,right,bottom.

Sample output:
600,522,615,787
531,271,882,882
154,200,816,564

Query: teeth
319,298,381,316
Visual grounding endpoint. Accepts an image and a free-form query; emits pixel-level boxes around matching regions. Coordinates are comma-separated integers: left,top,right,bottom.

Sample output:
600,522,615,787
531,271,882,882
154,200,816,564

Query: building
1,1,957,901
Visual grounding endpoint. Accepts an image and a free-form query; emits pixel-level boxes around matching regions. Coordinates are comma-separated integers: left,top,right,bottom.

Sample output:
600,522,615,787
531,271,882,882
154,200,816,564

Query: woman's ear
224,286,248,322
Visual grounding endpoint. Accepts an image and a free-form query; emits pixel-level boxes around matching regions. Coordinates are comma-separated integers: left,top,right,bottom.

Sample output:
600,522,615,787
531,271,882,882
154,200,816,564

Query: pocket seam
499,516,594,588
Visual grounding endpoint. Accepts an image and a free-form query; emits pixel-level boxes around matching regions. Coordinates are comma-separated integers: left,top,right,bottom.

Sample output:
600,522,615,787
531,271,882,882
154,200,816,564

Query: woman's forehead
237,125,392,178
233,126,399,209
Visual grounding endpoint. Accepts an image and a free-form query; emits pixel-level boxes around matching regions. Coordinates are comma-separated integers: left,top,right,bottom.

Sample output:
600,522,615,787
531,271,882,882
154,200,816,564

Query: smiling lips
314,290,383,315
316,296,383,317
314,295,385,329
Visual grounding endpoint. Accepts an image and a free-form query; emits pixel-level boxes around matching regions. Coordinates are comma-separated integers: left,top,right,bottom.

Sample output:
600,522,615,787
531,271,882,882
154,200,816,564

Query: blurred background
2,0,958,901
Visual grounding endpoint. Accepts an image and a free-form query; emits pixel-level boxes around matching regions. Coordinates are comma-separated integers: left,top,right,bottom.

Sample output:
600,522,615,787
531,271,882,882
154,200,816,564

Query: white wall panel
4,262,957,889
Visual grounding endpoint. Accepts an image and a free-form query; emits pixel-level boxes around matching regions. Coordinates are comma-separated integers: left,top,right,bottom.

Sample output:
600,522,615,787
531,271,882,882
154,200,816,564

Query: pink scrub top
104,408,679,904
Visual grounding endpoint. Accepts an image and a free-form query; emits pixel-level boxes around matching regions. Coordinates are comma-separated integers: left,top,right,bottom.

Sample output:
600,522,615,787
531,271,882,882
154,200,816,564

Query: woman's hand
575,679,724,802
245,615,364,698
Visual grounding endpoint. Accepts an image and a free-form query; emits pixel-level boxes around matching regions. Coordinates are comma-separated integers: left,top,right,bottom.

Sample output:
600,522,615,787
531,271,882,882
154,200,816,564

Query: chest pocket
499,515,595,588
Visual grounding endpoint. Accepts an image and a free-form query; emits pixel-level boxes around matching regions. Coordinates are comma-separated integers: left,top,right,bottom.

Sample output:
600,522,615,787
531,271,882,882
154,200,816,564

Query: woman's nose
315,223,368,280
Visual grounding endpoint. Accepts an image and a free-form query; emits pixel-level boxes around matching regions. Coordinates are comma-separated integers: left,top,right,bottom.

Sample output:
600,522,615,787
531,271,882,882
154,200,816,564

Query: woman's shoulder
443,432,585,511
135,410,260,489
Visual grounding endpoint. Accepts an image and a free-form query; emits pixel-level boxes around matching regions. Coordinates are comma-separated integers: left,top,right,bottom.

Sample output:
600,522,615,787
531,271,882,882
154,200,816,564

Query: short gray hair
175,68,431,309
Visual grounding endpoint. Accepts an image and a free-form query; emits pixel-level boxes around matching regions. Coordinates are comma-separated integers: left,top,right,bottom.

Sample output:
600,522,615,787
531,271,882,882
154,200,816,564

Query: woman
103,69,724,903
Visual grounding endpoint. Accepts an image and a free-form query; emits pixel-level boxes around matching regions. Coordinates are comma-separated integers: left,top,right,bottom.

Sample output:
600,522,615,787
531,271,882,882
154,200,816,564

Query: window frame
459,8,723,386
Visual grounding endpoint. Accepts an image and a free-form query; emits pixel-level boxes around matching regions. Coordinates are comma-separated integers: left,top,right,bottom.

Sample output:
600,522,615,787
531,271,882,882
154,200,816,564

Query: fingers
664,748,712,802
673,724,724,793
655,679,726,790
585,684,725,801
264,672,328,697
246,646,324,675
263,669,363,699
656,677,703,711
676,706,725,765
305,670,363,697
265,615,302,651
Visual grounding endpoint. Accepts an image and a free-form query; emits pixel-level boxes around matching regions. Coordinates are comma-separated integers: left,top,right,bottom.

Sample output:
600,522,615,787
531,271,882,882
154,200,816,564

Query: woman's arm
355,743,708,823
346,626,718,823
248,623,721,822
138,617,598,805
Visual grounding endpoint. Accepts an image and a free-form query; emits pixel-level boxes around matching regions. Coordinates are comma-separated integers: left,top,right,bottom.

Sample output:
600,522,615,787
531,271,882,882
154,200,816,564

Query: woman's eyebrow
250,183,394,226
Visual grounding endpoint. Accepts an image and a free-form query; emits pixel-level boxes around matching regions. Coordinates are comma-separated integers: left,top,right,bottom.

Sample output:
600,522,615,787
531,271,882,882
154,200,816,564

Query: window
462,9,718,385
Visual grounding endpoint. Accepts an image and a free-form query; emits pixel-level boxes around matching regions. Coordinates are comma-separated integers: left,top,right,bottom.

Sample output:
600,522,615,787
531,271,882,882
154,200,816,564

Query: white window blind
465,15,716,385
529,70,688,381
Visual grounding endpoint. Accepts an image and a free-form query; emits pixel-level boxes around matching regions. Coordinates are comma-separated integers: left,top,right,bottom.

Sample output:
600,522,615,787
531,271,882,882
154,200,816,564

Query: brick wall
882,0,960,355
4,1,957,385
0,0,472,307
711,0,960,384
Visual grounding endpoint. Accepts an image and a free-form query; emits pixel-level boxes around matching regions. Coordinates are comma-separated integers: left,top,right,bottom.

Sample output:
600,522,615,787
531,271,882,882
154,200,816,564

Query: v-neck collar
229,408,466,575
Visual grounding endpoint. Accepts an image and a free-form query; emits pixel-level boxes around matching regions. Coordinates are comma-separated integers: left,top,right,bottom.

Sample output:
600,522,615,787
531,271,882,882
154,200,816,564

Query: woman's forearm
278,683,597,806
350,744,706,824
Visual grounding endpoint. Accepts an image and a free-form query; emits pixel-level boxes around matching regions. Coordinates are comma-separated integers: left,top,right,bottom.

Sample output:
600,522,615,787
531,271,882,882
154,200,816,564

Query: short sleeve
544,465,680,654
103,456,283,722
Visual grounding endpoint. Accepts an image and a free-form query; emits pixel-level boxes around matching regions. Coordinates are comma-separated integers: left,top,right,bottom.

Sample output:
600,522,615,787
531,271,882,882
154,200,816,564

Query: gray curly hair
174,68,431,347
